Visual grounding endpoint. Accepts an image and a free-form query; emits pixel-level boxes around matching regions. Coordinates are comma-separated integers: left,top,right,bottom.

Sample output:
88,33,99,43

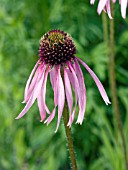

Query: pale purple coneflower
90,0,128,19
16,30,110,132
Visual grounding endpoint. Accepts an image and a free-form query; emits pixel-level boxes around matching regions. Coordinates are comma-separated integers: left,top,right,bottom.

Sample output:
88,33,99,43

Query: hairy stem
102,12,109,57
63,101,78,170
109,4,128,170
61,69,78,170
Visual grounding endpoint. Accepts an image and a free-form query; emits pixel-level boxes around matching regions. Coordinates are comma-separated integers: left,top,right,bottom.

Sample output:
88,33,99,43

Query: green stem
102,7,118,136
102,12,109,57
109,4,128,170
63,101,78,170
61,69,78,170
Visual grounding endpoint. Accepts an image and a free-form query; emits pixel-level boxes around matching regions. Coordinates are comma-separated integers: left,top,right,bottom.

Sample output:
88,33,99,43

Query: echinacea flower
16,30,110,132
90,0,127,19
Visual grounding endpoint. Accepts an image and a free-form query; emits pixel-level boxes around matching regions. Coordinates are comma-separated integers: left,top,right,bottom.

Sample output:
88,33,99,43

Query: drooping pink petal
32,66,46,102
16,66,45,119
74,59,86,124
22,69,39,103
90,0,95,5
106,0,112,19
67,106,76,128
44,107,56,125
22,60,40,103
37,71,45,121
45,105,50,115
68,63,81,109
66,64,79,101
64,67,73,116
44,66,59,126
37,66,51,122
97,0,108,14
66,64,80,126
120,0,127,18
16,95,35,119
42,66,51,105
54,66,59,106
55,66,65,133
23,60,40,101
65,68,77,127
50,67,55,90
77,57,111,105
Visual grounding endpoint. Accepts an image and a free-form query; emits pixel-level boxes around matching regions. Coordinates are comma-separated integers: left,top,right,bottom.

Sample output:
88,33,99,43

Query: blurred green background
0,0,128,170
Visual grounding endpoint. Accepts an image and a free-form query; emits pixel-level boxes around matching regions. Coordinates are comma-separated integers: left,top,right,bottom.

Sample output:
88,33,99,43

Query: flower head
16,30,111,132
90,0,127,19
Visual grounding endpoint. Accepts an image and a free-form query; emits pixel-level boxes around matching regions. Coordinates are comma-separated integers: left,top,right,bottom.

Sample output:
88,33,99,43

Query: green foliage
0,0,128,170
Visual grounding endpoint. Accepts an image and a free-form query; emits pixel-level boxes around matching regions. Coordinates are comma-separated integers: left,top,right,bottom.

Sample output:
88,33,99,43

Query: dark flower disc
39,30,76,65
